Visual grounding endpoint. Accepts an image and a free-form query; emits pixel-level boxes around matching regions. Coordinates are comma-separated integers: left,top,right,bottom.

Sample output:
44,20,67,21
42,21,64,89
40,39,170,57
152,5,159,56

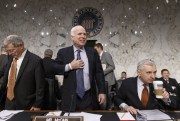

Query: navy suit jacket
0,50,45,109
56,46,105,111
114,77,177,110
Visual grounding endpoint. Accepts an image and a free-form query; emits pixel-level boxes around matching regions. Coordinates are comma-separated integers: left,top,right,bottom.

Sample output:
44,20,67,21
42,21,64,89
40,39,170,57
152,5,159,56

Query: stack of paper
138,109,171,120
0,110,23,121
46,111,62,116
117,112,135,120
46,111,102,121
64,112,102,121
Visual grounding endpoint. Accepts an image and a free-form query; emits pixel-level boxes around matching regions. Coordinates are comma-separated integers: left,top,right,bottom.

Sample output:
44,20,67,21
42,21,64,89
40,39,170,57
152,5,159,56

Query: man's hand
98,94,106,105
162,88,170,102
70,59,84,69
30,107,40,111
124,105,139,114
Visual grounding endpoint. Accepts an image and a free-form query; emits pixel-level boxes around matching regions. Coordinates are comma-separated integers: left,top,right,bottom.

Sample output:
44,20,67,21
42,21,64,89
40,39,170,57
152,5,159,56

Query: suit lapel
134,78,143,107
147,83,155,108
84,47,92,81
16,51,29,83
69,46,75,61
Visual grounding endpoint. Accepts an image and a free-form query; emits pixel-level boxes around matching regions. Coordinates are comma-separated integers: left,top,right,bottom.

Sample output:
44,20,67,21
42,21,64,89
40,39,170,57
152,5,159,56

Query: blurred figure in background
0,46,9,89
94,43,116,110
116,71,127,89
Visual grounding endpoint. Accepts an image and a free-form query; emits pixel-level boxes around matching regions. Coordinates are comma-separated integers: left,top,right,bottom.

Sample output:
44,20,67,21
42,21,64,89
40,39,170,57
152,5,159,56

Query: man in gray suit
94,43,116,109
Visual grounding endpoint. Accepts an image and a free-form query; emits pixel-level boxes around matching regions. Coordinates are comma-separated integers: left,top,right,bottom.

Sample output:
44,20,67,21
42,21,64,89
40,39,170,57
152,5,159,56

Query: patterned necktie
7,58,17,100
76,50,85,98
141,84,149,108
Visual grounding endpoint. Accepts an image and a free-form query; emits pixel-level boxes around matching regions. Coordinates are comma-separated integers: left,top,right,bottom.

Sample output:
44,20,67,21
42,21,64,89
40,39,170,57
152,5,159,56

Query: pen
121,112,126,119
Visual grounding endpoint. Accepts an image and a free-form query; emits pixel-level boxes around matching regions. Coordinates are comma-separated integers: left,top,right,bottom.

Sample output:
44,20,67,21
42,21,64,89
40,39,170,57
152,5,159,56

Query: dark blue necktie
76,50,85,98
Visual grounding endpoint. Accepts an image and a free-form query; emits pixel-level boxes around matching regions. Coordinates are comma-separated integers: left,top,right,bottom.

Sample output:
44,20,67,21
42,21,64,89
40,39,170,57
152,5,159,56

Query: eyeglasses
6,47,18,53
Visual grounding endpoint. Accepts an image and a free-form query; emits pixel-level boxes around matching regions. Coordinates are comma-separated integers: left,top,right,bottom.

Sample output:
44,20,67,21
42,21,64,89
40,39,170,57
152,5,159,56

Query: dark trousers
5,98,17,110
76,90,93,110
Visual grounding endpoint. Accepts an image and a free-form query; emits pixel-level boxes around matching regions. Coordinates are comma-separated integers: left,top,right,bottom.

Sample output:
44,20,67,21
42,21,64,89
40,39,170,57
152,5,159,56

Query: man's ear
137,69,141,77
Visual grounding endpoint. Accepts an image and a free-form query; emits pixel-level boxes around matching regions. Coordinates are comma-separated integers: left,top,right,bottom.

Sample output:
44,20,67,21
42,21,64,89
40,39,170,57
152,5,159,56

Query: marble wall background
0,0,180,81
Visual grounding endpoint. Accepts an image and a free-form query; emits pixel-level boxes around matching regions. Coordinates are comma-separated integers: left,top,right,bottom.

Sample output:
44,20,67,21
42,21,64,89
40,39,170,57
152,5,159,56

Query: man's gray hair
137,59,156,70
44,49,53,58
4,35,24,47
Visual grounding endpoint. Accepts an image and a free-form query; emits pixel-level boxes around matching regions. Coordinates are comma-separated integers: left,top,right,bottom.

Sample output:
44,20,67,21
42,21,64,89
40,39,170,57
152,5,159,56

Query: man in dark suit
158,69,178,92
114,59,177,114
0,35,45,110
56,25,106,111
0,46,9,88
158,69,179,109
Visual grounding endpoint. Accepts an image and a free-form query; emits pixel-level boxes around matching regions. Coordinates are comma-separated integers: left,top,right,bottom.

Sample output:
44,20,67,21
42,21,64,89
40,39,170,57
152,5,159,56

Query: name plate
32,116,83,121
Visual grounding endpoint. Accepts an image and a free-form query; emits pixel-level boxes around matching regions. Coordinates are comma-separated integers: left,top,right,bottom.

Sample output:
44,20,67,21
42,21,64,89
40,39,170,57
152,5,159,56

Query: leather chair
44,78,60,110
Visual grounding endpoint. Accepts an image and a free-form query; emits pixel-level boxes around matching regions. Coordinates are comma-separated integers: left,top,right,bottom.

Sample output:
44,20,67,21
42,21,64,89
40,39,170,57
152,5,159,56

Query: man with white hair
56,25,106,111
114,59,177,114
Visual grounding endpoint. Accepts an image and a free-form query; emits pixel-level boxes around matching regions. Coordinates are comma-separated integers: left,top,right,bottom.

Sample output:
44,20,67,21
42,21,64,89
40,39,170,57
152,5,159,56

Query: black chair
44,78,61,110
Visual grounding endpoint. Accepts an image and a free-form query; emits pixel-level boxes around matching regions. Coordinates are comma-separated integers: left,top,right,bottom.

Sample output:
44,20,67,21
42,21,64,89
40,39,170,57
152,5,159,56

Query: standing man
94,43,116,109
56,25,106,111
94,43,116,93
114,59,177,114
0,35,45,110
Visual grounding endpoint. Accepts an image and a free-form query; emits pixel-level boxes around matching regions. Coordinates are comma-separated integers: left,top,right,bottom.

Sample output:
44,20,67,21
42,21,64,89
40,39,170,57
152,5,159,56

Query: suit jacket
158,77,178,92
0,54,9,83
56,46,105,111
0,50,45,110
42,57,65,79
101,52,116,86
114,77,177,110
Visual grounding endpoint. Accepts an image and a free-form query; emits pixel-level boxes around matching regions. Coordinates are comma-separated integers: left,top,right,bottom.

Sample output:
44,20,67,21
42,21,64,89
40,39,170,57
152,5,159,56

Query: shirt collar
73,45,85,53
137,77,148,86
100,51,103,57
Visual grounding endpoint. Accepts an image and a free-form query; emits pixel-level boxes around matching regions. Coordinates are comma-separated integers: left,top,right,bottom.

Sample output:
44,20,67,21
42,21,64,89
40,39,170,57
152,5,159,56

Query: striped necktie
76,50,85,98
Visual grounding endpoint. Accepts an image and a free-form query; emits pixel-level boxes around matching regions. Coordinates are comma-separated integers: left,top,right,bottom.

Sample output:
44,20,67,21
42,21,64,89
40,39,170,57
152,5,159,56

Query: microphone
68,94,74,116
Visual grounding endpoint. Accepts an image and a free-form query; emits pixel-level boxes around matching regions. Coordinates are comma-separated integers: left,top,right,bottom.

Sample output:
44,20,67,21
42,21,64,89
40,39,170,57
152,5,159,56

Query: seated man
158,69,178,93
116,71,127,89
114,59,177,114
158,69,179,109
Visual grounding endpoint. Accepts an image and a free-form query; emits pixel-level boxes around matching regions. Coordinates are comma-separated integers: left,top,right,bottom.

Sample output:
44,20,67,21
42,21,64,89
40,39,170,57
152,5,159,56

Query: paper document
138,109,171,120
0,110,23,121
117,112,135,120
102,64,106,70
46,111,62,116
64,112,102,121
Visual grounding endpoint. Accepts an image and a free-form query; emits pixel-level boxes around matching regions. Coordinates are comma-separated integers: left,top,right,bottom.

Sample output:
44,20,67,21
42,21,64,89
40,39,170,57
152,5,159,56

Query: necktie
7,58,17,100
76,50,85,98
141,84,149,108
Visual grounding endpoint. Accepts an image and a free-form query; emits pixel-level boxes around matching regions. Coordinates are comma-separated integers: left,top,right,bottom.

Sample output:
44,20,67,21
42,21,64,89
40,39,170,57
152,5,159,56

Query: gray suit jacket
101,51,116,86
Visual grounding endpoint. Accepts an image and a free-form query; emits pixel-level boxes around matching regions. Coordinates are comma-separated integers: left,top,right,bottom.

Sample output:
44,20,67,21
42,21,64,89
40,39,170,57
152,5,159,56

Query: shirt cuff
65,64,70,72
119,103,128,110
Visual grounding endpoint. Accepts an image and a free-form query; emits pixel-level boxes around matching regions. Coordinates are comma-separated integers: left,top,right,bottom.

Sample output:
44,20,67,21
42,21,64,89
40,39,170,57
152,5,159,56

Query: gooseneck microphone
68,95,74,116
